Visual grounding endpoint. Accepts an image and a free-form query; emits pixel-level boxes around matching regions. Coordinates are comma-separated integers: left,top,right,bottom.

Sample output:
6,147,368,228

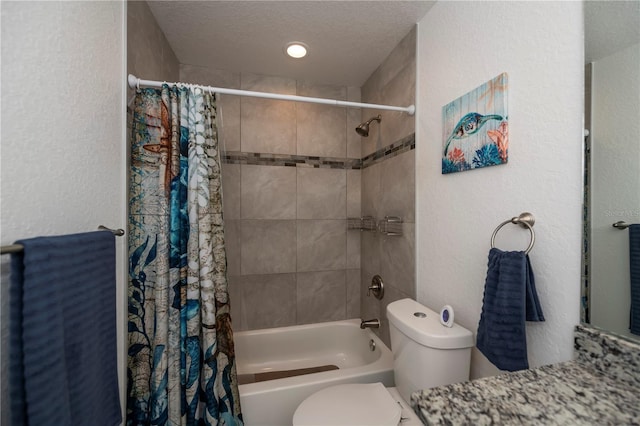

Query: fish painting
443,112,503,156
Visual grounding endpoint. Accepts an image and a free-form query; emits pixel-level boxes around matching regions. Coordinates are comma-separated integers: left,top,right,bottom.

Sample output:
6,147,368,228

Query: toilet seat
292,383,402,426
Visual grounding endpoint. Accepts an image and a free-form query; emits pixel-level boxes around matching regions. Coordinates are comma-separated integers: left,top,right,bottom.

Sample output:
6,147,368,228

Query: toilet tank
387,298,473,403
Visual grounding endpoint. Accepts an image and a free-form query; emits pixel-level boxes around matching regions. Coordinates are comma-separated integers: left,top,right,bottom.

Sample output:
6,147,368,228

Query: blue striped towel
630,224,640,336
9,231,121,426
476,248,545,372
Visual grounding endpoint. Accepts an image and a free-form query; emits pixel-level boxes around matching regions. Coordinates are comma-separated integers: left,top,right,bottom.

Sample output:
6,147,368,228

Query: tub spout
360,319,380,329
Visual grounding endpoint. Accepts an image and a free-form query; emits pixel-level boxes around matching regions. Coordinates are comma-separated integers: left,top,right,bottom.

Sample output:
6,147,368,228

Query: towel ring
491,212,536,254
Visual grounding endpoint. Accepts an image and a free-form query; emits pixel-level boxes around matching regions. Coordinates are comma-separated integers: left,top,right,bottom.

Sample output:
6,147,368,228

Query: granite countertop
411,325,640,425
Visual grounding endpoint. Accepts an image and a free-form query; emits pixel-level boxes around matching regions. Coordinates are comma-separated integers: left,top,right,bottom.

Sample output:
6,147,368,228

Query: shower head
355,114,382,137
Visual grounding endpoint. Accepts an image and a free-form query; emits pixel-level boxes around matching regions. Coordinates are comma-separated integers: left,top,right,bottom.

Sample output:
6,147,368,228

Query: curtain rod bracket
128,74,139,90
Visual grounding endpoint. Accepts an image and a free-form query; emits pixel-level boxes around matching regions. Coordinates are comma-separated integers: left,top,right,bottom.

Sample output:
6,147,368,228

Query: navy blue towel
476,248,545,372
9,231,121,426
630,224,640,336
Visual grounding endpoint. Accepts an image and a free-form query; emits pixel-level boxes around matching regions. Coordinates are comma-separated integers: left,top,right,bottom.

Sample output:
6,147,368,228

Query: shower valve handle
368,275,384,300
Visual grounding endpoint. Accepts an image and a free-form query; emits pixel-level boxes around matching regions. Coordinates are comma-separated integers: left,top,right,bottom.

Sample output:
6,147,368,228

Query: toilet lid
292,383,402,426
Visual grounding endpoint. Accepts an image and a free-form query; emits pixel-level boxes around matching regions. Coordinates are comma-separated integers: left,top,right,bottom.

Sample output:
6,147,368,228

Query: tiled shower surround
360,27,417,346
178,28,416,342
128,0,415,346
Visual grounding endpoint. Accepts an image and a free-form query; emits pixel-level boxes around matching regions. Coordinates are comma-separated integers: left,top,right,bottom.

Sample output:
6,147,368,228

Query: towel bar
0,226,125,255
491,212,535,254
612,221,637,230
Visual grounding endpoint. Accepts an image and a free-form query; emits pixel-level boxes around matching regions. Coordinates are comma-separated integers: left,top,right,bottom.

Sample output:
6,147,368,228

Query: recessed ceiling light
285,42,308,59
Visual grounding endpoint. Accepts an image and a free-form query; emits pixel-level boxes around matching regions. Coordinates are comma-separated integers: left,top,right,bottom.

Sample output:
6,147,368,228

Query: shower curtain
127,85,242,426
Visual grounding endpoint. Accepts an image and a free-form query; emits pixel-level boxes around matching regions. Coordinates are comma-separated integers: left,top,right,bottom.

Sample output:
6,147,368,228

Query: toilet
293,298,474,426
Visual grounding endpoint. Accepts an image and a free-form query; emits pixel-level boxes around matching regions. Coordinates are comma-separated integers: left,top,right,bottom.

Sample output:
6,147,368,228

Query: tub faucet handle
360,319,380,329
368,275,384,300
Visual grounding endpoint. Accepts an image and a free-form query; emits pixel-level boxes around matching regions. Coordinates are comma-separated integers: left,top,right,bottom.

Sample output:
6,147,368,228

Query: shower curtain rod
128,74,416,116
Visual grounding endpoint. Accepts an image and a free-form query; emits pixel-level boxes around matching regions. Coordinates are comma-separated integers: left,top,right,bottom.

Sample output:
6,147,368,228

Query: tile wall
360,27,417,347
127,1,179,104
129,3,416,341
179,26,416,339
180,65,364,331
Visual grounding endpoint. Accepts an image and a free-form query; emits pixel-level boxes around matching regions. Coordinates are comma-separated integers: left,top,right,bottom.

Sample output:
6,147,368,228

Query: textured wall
360,27,417,347
1,1,125,421
180,64,363,331
416,2,584,379
590,43,640,339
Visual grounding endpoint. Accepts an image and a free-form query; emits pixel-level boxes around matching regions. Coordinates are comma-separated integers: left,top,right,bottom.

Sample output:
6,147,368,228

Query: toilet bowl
293,298,474,426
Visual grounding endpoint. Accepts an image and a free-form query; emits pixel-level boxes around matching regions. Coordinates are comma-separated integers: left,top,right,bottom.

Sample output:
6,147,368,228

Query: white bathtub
235,319,394,426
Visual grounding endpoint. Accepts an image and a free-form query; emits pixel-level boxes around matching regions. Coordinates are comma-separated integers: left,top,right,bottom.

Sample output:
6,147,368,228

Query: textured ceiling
146,1,638,85
146,1,435,87
585,0,640,63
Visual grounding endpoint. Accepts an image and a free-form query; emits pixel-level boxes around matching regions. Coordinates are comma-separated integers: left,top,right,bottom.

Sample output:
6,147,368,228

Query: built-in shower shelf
378,216,403,236
347,216,403,236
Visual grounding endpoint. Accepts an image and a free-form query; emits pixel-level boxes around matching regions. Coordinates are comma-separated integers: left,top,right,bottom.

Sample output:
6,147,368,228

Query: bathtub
235,319,394,426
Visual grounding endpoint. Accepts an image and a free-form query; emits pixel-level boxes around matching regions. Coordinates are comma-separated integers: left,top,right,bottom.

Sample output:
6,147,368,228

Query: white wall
1,1,126,420
590,43,640,340
416,1,584,379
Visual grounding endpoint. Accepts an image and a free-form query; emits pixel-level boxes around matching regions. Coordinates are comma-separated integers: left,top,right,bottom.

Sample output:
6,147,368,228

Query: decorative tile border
361,133,415,169
222,152,361,169
222,133,415,170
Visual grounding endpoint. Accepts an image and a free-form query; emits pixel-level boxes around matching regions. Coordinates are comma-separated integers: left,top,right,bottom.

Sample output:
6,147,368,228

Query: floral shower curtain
127,85,242,426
